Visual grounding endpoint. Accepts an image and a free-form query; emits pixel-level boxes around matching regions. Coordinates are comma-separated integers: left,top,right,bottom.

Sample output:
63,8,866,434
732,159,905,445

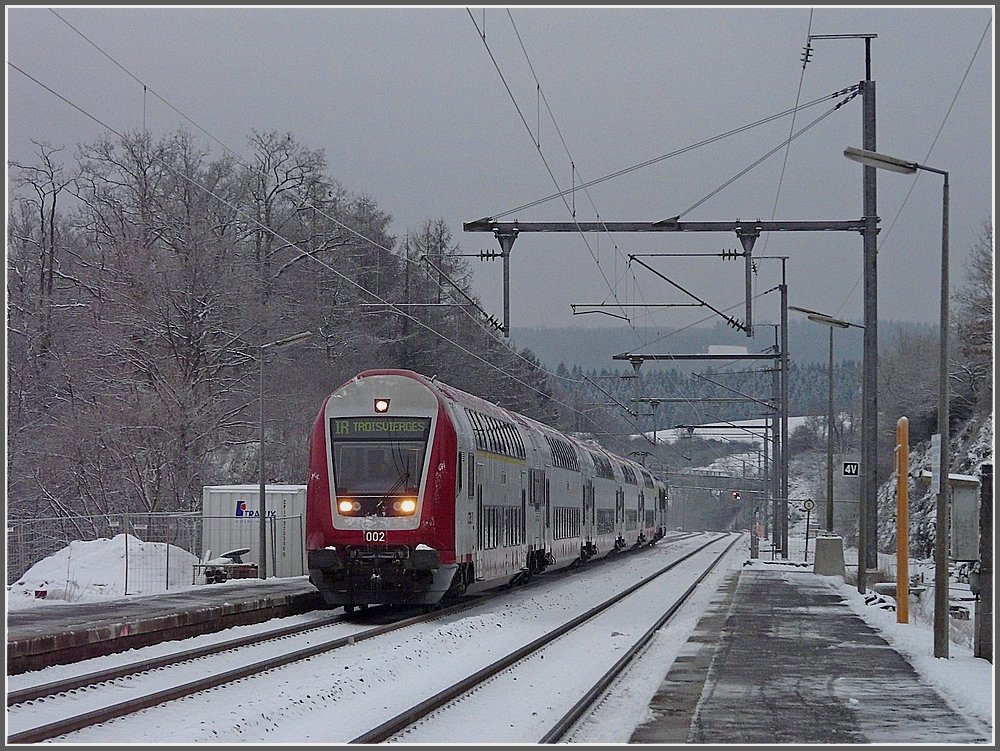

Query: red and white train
305,369,668,611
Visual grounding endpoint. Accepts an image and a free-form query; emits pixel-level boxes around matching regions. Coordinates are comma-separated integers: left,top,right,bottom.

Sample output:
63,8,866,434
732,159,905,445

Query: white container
201,485,307,579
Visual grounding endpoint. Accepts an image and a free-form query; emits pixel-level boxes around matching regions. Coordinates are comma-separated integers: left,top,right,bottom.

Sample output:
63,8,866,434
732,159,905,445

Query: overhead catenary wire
468,8,641,329
757,8,815,259
469,8,842,435
486,87,859,221
8,60,655,442
674,90,859,220
18,10,614,405
473,6,699,436
831,14,993,320
470,8,862,361
504,9,657,336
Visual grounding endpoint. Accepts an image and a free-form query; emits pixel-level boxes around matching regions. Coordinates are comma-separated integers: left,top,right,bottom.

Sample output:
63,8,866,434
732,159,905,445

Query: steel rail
351,533,731,744
7,611,347,706
542,534,742,742
8,535,687,744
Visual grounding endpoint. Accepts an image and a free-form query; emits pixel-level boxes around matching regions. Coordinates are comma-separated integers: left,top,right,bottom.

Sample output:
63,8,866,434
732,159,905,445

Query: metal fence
6,512,304,602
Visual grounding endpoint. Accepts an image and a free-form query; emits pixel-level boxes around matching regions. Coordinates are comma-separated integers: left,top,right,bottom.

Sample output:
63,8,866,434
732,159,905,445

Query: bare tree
952,220,993,415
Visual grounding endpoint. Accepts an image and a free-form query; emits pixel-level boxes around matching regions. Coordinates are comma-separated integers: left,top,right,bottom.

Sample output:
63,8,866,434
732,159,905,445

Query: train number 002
364,531,386,542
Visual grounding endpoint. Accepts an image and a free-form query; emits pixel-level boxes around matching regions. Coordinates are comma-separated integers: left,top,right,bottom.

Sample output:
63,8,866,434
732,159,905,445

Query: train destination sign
330,417,431,441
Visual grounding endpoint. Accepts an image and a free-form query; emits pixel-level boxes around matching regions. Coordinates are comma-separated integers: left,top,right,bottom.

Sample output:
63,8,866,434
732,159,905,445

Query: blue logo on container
234,499,275,518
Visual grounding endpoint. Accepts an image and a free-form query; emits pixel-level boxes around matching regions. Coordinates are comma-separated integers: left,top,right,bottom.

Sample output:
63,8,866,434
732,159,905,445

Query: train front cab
306,372,460,610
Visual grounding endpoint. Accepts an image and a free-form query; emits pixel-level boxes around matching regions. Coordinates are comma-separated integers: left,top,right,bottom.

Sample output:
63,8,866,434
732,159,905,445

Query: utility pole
779,259,790,558
859,37,880,592
794,32,880,590
975,463,993,662
762,414,770,541
771,335,783,557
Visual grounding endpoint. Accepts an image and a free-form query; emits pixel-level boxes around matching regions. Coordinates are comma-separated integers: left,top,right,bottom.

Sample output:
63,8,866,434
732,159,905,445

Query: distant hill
508,320,932,373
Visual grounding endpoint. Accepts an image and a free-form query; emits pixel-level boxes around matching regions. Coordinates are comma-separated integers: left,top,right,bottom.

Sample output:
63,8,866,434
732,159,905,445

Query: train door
658,485,668,535
615,487,626,550
528,469,546,547
545,478,551,535
582,478,595,556
472,458,488,579
638,490,647,542
526,468,547,572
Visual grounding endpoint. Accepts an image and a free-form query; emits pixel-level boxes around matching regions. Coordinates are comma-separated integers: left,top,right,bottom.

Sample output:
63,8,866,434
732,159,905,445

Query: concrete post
896,417,909,624
975,463,992,662
814,535,846,578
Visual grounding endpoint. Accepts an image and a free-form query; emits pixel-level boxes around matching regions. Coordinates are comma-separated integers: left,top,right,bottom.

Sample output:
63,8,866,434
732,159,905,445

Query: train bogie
305,369,668,611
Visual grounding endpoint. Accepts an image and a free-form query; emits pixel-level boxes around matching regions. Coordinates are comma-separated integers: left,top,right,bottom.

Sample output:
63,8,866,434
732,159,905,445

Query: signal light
732,491,741,501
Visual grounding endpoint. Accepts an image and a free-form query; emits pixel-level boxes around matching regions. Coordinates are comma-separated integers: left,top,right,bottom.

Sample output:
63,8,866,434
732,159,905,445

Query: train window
328,417,430,517
468,459,475,498
465,409,525,461
457,452,463,492
620,464,637,485
484,416,493,452
512,427,525,458
545,435,579,471
553,506,581,539
466,409,483,447
597,508,614,535
625,508,638,530
589,451,614,480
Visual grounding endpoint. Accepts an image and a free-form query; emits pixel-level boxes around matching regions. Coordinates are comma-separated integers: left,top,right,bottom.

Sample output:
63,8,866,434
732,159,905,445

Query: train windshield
329,417,431,511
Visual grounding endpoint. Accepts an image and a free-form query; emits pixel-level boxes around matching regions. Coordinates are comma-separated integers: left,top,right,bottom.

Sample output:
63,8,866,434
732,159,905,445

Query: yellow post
896,417,910,624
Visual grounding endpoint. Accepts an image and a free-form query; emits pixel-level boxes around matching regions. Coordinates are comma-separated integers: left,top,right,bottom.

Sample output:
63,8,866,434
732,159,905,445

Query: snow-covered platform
631,565,991,744
6,576,322,674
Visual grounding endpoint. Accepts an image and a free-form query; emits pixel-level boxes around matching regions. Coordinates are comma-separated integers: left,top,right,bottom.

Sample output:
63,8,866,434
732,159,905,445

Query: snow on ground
646,415,815,445
6,528,992,742
7,534,199,608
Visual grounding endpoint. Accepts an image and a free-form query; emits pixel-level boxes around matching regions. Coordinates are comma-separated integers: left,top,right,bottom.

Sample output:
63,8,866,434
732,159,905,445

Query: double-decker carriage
305,369,666,611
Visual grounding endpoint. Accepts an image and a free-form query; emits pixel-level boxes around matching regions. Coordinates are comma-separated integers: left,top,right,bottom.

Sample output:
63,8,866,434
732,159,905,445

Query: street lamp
258,330,312,579
844,145,950,659
788,305,864,536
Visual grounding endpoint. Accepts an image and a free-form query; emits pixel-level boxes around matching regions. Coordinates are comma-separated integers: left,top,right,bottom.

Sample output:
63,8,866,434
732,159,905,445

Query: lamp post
258,330,312,580
844,145,950,659
789,305,864,535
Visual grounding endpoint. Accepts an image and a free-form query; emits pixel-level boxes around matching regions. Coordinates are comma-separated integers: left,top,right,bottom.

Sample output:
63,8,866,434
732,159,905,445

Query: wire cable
20,10,602,398
8,60,651,440
832,14,993,319
468,8,637,327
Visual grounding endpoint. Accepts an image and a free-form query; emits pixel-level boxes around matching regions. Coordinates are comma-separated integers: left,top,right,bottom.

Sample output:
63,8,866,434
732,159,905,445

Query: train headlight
394,498,417,515
338,499,359,514
374,398,390,413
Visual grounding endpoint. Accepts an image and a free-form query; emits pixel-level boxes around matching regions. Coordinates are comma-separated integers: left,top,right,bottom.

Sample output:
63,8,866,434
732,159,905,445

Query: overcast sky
6,5,994,344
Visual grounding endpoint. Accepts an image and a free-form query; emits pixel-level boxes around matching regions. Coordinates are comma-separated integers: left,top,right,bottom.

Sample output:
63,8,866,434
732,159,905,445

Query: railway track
8,533,704,743
354,533,740,743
